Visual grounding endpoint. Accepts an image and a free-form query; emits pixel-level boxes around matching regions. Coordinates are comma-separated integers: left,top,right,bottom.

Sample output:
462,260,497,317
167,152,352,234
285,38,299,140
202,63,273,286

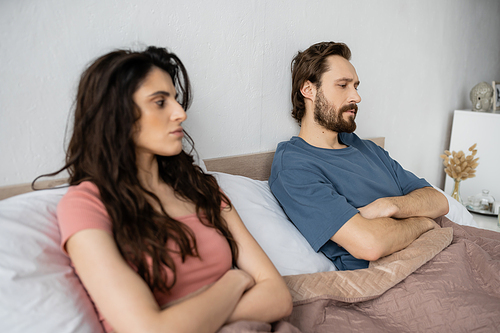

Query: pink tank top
57,181,232,332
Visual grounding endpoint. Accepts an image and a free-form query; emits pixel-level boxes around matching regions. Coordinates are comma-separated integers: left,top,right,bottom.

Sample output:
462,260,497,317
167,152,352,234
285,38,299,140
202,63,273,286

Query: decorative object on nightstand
470,82,493,112
466,189,495,215
493,81,500,111
440,143,479,204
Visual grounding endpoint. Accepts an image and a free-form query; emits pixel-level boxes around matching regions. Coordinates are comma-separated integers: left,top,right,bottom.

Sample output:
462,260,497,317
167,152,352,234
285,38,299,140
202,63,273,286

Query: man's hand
358,198,398,219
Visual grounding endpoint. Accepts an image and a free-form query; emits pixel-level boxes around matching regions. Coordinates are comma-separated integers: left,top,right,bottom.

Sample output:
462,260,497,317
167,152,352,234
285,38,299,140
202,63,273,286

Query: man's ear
300,80,316,101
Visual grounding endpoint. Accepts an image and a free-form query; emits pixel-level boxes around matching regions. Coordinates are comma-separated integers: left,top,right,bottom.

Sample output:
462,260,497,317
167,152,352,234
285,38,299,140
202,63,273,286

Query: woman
52,46,292,333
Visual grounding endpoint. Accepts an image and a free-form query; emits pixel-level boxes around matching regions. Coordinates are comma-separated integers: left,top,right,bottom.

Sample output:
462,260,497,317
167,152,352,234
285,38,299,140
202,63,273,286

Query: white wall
1,0,499,188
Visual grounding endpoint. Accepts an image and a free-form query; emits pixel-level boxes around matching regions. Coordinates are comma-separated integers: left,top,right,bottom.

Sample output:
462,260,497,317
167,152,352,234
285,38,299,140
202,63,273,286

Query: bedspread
216,217,499,333
284,216,500,332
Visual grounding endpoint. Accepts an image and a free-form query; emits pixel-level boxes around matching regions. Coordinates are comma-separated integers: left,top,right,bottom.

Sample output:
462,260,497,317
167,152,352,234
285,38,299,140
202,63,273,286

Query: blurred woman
52,46,292,333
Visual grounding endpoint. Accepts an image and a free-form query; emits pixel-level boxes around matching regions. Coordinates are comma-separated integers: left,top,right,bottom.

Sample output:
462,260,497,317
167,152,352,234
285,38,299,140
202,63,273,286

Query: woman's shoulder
57,181,112,252
60,181,101,204
58,181,107,218
65,180,100,196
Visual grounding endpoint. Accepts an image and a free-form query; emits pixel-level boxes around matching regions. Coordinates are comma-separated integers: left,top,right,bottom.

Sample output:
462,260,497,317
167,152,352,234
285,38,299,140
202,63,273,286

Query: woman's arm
67,229,255,333
221,206,293,323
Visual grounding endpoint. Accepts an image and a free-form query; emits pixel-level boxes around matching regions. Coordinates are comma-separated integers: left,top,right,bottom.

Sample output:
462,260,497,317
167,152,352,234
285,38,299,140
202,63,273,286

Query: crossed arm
332,187,449,262
66,207,292,333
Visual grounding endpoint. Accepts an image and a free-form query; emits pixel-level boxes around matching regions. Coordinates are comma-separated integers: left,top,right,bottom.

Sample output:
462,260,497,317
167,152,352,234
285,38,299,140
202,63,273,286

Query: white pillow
433,185,477,227
211,172,338,276
0,188,104,333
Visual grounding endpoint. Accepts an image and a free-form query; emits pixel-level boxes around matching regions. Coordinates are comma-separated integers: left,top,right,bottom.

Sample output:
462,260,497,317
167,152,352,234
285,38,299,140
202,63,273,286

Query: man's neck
298,122,347,150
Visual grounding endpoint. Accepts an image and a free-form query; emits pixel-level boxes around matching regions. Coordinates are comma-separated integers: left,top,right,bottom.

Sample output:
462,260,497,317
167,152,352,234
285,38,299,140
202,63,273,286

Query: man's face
312,55,361,133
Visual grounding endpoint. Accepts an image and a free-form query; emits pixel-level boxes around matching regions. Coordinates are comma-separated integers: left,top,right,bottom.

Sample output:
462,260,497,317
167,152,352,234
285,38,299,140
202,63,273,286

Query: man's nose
350,88,361,104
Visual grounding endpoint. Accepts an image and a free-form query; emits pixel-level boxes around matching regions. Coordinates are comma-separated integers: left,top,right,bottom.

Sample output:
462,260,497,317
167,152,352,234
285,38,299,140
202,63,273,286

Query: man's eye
339,84,346,88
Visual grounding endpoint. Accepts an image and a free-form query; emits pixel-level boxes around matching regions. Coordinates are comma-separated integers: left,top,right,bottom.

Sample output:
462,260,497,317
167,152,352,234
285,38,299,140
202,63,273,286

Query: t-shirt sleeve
57,182,113,255
378,147,431,194
270,168,359,252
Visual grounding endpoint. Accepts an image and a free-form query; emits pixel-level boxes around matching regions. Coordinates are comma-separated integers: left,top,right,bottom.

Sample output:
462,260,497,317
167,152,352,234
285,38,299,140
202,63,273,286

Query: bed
1,137,499,333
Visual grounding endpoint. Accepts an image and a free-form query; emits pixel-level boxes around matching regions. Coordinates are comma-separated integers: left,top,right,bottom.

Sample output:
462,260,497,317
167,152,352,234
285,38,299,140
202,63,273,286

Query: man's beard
313,90,357,133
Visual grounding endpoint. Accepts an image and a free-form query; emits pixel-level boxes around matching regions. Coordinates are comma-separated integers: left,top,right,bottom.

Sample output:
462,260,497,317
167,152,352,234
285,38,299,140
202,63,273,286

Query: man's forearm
388,187,449,219
359,187,449,220
333,214,438,262
373,216,437,259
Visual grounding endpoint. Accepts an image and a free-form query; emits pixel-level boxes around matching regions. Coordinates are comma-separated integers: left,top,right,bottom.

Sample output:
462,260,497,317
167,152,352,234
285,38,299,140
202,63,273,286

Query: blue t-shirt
269,133,431,270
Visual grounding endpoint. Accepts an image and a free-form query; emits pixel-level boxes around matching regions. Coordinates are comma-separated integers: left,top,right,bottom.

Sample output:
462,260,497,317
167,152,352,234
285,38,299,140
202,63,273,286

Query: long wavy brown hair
38,46,238,293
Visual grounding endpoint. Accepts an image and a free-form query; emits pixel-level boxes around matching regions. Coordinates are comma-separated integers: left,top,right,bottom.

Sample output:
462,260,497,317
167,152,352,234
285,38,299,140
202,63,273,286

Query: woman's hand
224,268,256,293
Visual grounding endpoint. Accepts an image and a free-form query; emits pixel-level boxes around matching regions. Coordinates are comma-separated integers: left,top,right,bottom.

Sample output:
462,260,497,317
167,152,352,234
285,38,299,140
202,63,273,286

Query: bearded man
268,42,449,270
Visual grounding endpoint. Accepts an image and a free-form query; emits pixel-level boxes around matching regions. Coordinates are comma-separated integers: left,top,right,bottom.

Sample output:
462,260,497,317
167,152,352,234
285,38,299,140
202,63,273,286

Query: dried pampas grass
440,143,479,181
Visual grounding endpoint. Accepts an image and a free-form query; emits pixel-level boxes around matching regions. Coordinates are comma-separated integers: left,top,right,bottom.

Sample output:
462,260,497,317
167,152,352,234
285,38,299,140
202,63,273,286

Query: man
269,42,449,270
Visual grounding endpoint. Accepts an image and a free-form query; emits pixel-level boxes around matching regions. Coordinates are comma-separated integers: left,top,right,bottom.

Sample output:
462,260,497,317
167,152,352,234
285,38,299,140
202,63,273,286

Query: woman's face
133,67,187,160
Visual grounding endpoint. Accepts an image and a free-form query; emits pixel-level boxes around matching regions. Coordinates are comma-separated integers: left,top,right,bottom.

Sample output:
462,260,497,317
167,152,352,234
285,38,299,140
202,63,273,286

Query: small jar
474,190,495,212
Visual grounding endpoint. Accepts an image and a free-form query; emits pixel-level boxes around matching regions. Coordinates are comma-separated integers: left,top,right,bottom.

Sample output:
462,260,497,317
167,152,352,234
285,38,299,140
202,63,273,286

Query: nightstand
471,212,500,232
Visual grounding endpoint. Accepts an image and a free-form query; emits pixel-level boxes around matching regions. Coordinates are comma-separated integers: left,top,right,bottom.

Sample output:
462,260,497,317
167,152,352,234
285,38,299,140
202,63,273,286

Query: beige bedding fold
284,226,453,304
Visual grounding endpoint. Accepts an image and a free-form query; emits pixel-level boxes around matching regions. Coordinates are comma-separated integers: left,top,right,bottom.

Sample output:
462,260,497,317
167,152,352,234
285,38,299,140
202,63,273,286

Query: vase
451,179,462,204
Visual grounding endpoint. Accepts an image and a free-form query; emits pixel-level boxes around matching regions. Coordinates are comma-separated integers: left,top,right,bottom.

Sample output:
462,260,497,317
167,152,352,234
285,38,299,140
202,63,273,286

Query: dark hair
291,42,351,123
38,46,238,293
